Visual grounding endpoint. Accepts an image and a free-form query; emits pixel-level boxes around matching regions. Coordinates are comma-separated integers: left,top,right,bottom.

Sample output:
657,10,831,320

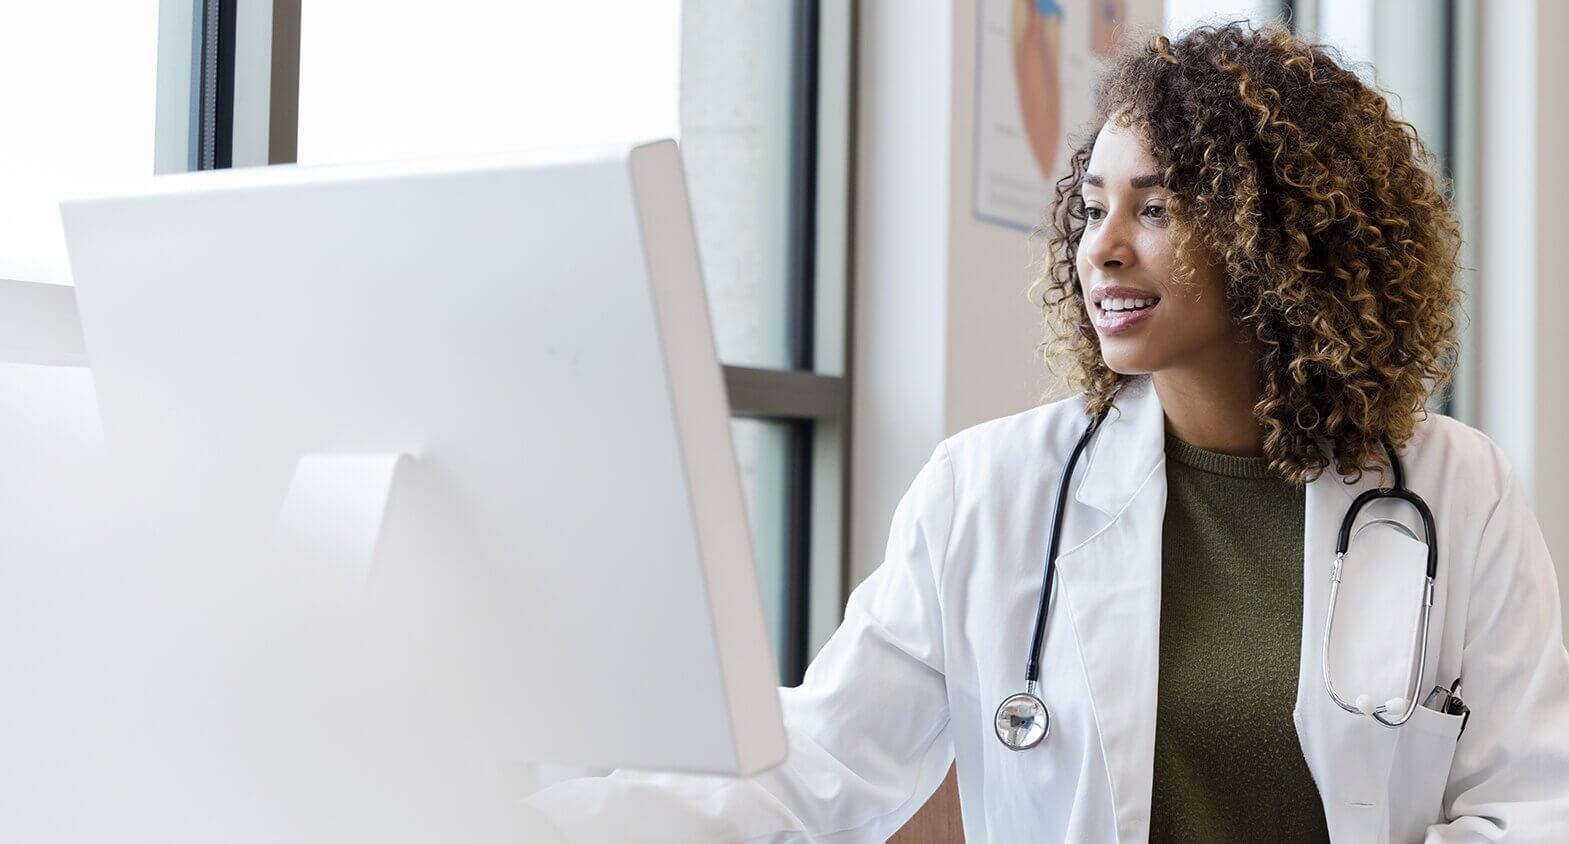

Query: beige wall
1535,0,1569,590
1475,0,1569,620
942,0,1165,436
852,0,1163,587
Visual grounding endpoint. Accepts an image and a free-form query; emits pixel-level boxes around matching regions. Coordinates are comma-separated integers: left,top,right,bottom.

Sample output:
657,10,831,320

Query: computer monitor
53,140,785,839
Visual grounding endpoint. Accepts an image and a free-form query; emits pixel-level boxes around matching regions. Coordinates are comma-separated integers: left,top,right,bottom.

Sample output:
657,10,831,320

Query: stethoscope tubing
1023,406,1109,688
1001,406,1440,750
1323,443,1439,726
1335,449,1438,580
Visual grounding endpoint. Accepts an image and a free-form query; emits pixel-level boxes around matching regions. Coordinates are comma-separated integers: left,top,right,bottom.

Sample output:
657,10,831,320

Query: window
0,2,158,286
293,2,682,164
154,0,855,686
1165,0,1286,36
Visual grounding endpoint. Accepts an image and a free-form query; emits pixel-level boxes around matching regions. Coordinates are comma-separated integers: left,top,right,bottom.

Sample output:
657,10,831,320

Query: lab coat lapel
1052,378,1167,843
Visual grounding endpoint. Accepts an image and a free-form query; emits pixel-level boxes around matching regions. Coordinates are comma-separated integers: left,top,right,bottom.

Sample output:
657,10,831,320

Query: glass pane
679,0,796,369
1315,0,1374,71
0,1,158,285
730,417,791,680
297,1,801,371
810,0,854,378
1165,0,1283,35
807,420,844,662
295,1,682,164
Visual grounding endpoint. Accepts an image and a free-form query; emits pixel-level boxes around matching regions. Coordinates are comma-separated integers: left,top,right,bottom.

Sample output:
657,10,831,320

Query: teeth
1102,296,1157,312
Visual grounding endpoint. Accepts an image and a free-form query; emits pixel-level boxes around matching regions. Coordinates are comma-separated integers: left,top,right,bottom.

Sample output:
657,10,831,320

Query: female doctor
527,23,1569,842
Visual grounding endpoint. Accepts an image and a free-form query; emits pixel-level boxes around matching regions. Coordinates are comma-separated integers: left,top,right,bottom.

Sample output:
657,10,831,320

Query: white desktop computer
37,140,784,842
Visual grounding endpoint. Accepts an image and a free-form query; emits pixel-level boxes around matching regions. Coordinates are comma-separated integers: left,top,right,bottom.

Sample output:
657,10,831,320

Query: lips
1090,284,1160,307
1094,297,1160,335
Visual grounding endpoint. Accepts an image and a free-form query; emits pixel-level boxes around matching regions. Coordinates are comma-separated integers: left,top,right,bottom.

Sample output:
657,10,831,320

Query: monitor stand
273,453,409,584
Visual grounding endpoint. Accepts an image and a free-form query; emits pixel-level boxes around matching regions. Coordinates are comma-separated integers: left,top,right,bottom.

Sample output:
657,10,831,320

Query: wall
1476,0,1569,617
1534,0,1569,601
851,0,1163,587
850,0,954,588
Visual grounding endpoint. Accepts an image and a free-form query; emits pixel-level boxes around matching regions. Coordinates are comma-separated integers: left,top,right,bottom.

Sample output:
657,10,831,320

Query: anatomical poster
974,0,1127,231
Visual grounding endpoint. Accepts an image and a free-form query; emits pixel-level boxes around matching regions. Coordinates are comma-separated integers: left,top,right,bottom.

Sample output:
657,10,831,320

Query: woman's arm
1426,450,1569,841
524,445,960,842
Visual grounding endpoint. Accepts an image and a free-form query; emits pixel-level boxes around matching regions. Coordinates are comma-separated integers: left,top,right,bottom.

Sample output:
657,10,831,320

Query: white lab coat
527,376,1569,842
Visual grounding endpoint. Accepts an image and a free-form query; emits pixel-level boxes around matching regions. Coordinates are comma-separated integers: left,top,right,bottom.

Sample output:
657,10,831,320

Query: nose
1081,209,1136,271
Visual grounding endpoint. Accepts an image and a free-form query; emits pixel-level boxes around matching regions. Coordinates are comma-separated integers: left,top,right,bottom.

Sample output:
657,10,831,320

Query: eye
1083,206,1106,223
1143,204,1168,221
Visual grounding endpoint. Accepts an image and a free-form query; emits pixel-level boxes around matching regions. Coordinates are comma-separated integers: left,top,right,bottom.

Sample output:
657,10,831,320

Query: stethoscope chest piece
995,690,1051,751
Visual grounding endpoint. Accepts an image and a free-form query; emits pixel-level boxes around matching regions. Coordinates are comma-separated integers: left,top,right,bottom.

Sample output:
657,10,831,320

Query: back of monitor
46,140,785,841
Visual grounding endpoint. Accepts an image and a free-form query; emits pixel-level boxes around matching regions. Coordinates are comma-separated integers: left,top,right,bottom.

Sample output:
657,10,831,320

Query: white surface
295,0,681,165
0,1,157,285
0,279,86,366
49,140,784,840
273,453,408,585
0,365,112,844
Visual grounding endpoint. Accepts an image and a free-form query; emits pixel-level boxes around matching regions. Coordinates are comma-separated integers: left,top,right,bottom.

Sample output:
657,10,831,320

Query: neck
1151,351,1266,458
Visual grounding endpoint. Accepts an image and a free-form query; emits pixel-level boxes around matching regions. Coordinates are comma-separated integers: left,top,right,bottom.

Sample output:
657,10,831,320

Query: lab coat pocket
1305,523,1430,841
1386,704,1464,843
1295,706,1399,843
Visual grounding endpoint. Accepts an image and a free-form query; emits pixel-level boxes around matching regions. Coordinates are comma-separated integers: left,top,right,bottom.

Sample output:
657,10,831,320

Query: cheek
1074,256,1094,302
1164,268,1233,329
1073,241,1092,282
1139,232,1176,280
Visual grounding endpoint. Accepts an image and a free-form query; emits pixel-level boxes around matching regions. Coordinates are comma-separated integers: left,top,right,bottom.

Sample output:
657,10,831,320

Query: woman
527,23,1569,842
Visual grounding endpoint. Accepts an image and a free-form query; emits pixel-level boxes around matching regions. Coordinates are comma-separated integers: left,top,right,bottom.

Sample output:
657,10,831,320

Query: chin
1098,349,1155,376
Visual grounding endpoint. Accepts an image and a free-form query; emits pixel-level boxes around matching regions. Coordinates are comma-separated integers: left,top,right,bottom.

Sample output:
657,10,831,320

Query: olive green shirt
1148,431,1331,842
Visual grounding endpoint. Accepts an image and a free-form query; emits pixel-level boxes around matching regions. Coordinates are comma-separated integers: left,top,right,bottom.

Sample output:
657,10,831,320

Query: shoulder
1404,410,1516,502
937,391,1094,495
1400,411,1536,574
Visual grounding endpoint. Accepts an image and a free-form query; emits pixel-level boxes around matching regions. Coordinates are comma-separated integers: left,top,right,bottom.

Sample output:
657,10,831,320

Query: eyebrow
1082,173,1166,189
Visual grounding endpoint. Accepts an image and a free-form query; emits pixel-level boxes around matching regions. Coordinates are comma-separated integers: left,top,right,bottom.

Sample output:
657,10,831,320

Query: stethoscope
993,404,1438,751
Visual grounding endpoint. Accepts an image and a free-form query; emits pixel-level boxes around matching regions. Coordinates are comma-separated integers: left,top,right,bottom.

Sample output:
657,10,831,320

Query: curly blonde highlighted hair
1031,21,1462,486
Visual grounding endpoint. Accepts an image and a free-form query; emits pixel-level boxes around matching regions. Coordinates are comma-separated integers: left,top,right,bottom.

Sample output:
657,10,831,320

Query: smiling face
1075,122,1239,376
